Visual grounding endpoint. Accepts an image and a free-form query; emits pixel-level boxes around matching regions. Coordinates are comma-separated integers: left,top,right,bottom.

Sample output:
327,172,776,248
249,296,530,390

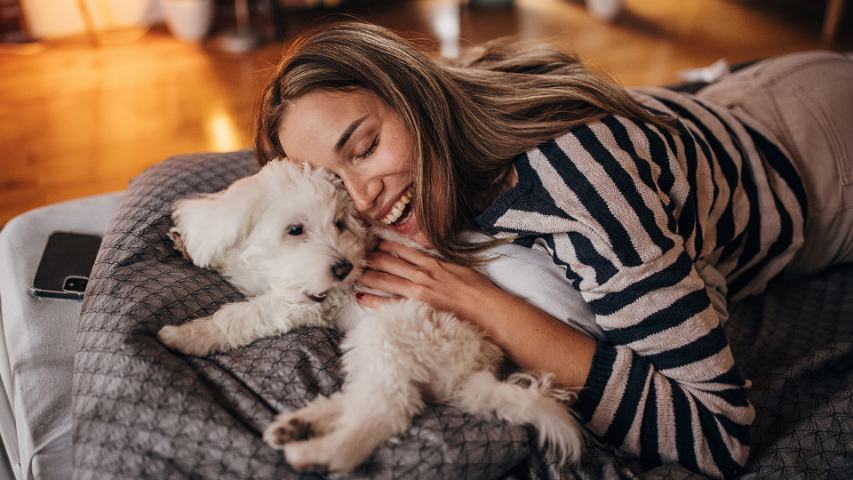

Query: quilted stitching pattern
72,151,530,480
72,151,853,479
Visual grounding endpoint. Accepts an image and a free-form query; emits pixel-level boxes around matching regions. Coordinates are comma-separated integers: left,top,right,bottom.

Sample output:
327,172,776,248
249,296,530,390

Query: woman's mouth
380,187,414,227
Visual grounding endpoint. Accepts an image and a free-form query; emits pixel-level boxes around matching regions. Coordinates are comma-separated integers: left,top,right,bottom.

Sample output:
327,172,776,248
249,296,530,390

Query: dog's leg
263,393,344,448
282,386,423,474
158,294,324,356
281,362,425,473
450,370,584,466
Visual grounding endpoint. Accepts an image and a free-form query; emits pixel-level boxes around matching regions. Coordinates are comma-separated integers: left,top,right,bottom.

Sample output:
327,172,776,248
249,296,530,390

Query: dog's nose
331,259,353,281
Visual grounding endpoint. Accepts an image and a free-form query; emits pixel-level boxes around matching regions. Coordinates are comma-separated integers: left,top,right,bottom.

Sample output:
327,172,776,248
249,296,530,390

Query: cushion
72,150,853,479
72,151,534,479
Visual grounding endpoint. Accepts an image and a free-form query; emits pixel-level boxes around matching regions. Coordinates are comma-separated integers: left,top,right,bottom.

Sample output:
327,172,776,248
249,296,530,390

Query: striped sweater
476,87,807,478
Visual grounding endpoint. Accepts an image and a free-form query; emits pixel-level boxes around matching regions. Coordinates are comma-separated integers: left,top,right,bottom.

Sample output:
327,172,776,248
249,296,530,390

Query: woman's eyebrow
334,115,368,152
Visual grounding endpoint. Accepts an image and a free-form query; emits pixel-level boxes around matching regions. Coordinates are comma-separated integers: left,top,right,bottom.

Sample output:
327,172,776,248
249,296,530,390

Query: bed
2,150,852,479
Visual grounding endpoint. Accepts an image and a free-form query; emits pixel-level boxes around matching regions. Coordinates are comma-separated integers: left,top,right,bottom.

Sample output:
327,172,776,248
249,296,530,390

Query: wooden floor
0,0,850,226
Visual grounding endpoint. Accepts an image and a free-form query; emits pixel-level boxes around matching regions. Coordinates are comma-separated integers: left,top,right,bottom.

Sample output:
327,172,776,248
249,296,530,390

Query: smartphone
29,231,102,300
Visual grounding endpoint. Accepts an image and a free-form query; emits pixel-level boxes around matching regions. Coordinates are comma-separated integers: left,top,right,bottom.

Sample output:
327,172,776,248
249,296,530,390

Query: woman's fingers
366,251,422,279
359,269,415,297
375,240,438,268
355,291,397,309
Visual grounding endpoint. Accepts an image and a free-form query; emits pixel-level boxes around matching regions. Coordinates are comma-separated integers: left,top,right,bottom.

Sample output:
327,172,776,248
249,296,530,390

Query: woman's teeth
381,188,414,225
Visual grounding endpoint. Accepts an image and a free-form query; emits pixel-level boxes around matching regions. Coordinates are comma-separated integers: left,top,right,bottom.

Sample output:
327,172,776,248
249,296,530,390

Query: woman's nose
342,175,378,215
349,188,372,213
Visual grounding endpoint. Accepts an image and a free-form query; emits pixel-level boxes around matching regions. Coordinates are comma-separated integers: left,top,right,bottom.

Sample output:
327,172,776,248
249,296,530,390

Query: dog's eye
286,224,304,236
335,219,346,231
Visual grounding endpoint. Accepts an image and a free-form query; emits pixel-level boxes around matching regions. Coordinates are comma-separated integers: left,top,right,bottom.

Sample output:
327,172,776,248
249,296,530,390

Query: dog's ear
171,174,263,269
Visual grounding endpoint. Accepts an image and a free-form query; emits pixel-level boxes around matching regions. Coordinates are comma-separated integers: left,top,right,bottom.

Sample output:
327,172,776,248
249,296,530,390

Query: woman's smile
378,185,414,225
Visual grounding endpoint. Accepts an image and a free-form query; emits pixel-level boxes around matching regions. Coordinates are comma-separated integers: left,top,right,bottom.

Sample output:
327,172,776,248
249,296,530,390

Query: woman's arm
357,239,597,388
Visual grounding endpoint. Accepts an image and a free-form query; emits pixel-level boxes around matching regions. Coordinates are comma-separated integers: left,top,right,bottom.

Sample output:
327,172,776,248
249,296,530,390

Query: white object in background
585,0,623,22
21,0,162,39
432,1,461,58
679,58,731,84
161,0,213,42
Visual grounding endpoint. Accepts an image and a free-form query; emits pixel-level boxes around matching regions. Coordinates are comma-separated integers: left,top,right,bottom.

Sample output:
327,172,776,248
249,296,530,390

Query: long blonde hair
256,21,672,264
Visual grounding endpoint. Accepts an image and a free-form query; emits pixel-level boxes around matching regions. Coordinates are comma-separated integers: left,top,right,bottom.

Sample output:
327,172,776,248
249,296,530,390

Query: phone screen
29,231,102,300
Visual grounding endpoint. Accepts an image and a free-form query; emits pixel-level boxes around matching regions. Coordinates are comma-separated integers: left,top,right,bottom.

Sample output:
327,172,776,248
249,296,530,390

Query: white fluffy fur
157,159,583,473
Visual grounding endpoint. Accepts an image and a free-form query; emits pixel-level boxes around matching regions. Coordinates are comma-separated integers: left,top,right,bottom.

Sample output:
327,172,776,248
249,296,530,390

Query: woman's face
279,89,427,246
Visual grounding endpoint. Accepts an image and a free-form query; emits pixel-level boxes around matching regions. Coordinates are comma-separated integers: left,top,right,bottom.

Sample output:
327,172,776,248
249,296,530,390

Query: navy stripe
538,140,644,266
734,155,762,272
603,116,679,234
573,125,675,256
601,116,661,195
642,123,683,233
605,289,711,345
641,102,678,149
681,118,722,213
709,366,748,388
603,357,652,447
476,153,556,232
476,155,575,235
708,387,751,408
697,404,746,477
511,155,576,221
657,98,747,257
668,119,703,255
646,325,728,371
693,98,753,250
512,236,536,248
671,384,699,472
658,96,741,189
567,232,618,285
658,97,741,197
640,379,662,467
744,124,808,221
577,344,617,423
588,251,693,316
716,230,745,266
642,122,678,194
728,187,794,296
543,234,583,289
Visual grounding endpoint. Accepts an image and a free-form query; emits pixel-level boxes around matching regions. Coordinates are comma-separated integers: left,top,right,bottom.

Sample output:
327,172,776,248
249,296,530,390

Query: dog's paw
264,415,313,449
283,439,367,474
157,324,214,356
167,228,193,262
283,442,330,473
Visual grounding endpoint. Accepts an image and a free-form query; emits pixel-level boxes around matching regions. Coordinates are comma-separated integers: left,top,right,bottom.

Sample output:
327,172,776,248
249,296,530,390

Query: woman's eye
354,136,379,161
286,224,304,236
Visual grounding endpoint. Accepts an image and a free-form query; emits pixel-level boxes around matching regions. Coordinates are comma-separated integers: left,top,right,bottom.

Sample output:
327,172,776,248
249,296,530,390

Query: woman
255,22,853,478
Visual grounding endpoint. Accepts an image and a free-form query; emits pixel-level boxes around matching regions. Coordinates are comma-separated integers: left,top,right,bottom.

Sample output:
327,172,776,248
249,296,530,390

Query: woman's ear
171,175,263,269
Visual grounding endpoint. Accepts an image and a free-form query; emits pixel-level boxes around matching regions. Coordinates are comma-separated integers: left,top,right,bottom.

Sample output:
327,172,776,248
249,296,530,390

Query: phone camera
63,276,88,292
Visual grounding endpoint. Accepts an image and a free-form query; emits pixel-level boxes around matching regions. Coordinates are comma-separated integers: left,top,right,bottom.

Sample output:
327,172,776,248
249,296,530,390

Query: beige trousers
698,51,853,276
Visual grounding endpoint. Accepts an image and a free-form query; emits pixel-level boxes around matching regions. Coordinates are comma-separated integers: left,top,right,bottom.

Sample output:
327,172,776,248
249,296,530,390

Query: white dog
157,159,583,473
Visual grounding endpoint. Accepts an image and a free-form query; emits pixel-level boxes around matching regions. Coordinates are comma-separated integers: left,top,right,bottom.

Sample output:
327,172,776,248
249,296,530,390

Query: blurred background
0,0,851,226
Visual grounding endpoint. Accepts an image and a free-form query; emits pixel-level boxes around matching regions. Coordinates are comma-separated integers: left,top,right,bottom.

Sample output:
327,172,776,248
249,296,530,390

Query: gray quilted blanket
73,151,853,479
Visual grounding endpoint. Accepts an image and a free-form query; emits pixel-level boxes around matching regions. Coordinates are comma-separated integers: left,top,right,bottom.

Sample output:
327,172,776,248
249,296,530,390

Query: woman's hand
356,240,507,323
357,239,596,388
